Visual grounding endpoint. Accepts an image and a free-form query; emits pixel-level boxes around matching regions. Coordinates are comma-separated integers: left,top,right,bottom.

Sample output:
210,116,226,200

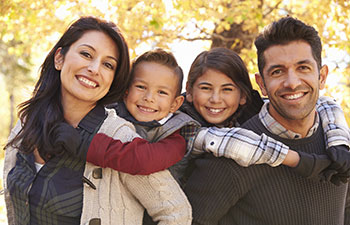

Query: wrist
283,150,300,168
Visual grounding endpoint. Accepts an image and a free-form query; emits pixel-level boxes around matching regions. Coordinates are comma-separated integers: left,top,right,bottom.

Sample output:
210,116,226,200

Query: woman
3,16,184,225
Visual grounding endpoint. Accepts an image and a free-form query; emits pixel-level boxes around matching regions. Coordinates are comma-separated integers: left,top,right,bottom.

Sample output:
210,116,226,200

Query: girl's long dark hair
6,16,130,156
186,47,260,126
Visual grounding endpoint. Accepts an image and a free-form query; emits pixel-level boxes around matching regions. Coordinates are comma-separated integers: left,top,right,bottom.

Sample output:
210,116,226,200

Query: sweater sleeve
86,109,186,175
192,126,289,167
120,170,192,225
317,96,350,148
3,120,22,225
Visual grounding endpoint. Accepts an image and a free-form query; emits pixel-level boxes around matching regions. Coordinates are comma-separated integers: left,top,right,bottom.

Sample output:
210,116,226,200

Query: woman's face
55,30,119,108
187,69,246,125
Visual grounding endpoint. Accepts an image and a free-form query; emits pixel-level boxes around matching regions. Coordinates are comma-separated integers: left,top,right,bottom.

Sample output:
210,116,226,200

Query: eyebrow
296,59,313,65
198,82,236,87
266,59,313,74
133,78,174,91
79,44,119,63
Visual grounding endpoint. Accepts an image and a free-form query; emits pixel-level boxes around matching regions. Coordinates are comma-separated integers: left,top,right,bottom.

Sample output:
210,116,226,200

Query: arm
3,120,22,225
192,126,290,167
345,185,350,225
120,170,192,225
86,108,186,175
316,96,350,183
317,96,350,148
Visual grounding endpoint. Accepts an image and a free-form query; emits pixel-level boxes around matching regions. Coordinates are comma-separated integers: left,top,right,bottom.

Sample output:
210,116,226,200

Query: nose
87,59,100,75
143,90,154,102
284,69,302,90
209,90,221,103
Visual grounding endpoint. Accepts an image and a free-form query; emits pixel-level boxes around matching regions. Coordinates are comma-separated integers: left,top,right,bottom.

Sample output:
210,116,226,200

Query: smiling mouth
206,107,224,114
282,92,305,100
138,105,157,113
77,76,98,88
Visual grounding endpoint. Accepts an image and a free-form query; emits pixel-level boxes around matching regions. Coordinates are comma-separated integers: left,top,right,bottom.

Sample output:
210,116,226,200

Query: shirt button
210,141,215,146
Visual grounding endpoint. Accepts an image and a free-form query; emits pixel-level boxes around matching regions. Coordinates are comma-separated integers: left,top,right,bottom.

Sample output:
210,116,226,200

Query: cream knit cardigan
81,108,191,225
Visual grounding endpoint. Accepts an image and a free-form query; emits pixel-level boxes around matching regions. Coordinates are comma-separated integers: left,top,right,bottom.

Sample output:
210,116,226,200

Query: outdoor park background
1,0,350,223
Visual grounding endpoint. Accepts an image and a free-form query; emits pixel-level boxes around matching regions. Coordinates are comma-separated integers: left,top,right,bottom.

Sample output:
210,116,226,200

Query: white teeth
78,77,97,87
208,108,223,113
139,106,156,112
284,93,304,100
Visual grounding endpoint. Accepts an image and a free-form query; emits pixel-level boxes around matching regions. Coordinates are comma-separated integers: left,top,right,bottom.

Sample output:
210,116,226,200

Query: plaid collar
259,102,319,139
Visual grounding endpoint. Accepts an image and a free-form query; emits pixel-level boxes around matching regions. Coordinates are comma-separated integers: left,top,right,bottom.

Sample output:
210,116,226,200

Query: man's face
256,40,328,129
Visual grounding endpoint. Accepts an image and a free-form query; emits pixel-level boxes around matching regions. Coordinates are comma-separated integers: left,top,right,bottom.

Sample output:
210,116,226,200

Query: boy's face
124,62,184,122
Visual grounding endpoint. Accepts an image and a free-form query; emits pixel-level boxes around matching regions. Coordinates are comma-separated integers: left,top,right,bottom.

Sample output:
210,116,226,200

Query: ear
186,92,193,103
185,82,193,102
255,73,268,96
124,89,129,98
239,93,247,106
54,47,64,71
170,95,185,113
319,65,328,90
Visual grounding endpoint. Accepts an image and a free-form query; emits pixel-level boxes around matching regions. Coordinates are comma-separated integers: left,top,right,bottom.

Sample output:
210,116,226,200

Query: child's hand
318,145,350,186
319,169,349,186
292,152,331,179
326,145,350,174
49,122,81,156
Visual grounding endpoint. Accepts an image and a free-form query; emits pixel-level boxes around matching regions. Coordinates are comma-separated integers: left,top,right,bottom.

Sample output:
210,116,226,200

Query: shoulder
171,111,201,127
96,108,138,142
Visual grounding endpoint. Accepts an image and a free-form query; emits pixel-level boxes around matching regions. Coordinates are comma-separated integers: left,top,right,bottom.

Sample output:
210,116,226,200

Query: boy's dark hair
255,16,322,78
130,48,183,96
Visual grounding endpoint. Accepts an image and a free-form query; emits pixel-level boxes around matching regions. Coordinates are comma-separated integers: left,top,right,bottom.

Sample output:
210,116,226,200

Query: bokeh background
1,0,350,223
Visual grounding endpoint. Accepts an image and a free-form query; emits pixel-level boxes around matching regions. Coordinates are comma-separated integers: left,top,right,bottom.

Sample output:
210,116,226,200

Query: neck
269,108,317,138
62,98,96,128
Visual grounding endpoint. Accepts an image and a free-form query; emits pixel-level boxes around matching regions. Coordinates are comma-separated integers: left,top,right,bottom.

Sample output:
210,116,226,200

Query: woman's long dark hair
6,16,130,156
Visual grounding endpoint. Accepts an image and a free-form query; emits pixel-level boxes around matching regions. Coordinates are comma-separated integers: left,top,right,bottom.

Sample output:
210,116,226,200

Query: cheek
224,94,241,111
192,91,207,106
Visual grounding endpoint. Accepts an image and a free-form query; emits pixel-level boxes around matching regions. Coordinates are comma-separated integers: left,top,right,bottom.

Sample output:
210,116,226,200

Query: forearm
282,150,300,167
194,127,289,167
87,130,186,175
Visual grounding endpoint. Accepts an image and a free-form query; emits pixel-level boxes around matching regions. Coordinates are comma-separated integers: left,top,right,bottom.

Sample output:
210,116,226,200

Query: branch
263,0,283,18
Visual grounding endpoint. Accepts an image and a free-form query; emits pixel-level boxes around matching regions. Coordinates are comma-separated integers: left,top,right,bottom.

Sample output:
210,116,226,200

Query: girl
181,47,349,181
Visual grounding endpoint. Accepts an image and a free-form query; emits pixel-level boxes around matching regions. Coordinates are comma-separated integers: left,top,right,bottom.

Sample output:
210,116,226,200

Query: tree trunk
210,22,257,54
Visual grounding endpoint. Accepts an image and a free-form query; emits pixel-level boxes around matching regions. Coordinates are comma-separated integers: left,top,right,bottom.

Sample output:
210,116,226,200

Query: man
184,16,350,225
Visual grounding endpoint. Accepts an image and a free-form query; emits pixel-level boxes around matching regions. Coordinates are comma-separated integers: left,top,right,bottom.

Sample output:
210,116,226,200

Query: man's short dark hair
255,16,322,78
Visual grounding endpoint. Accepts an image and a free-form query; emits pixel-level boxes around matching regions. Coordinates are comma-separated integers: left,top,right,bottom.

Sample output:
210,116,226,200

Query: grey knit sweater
185,114,349,225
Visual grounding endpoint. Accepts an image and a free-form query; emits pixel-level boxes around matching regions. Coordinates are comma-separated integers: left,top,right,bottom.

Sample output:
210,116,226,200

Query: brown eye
80,51,92,58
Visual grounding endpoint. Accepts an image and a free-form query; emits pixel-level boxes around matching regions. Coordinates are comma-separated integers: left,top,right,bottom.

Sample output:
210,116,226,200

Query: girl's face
55,30,119,108
187,69,246,125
